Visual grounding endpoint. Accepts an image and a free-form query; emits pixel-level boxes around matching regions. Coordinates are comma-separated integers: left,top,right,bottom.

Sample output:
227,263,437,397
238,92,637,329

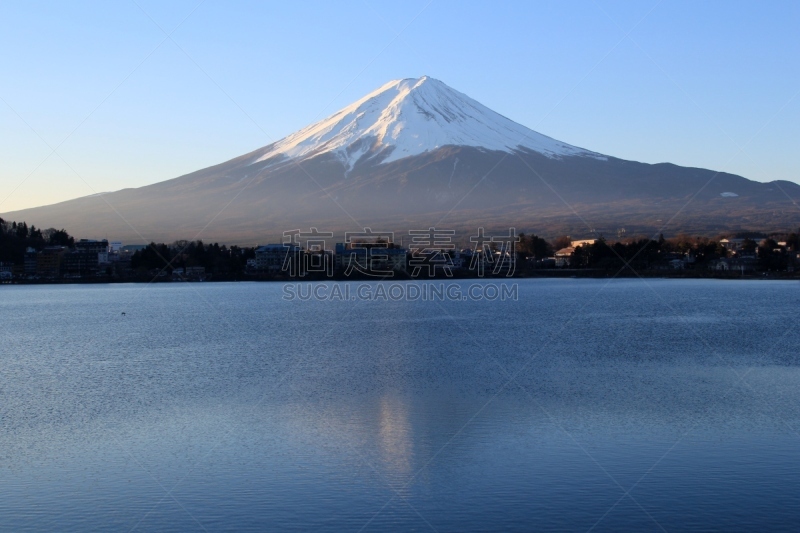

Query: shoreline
3,270,798,286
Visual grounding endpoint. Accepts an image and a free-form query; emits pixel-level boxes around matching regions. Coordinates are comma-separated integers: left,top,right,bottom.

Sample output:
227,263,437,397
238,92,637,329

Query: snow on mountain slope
254,76,605,168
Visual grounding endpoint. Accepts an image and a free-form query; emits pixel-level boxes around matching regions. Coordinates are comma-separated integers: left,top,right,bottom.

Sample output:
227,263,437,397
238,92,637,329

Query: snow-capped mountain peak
254,76,604,168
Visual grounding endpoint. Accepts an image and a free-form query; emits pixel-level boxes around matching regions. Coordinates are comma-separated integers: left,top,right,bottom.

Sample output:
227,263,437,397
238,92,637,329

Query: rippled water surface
2,279,800,531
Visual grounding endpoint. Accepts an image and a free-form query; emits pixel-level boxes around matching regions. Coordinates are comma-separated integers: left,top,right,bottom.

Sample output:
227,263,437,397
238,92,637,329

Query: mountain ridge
3,76,799,244
251,76,604,169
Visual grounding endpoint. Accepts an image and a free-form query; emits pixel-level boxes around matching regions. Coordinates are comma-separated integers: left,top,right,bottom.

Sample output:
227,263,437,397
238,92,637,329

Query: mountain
253,76,603,167
4,76,799,243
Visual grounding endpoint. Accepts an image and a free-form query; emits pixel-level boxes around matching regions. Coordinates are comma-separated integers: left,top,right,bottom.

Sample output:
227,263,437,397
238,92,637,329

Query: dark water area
1,279,799,531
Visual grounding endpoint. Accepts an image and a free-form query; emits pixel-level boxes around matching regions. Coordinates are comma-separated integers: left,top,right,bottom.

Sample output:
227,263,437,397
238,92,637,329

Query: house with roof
554,247,575,267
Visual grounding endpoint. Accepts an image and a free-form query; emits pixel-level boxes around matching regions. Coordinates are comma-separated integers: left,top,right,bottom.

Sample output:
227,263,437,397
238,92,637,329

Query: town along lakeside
1,218,799,284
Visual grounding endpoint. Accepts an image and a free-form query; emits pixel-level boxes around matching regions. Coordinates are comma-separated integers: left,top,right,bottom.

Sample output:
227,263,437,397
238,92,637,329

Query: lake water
1,279,799,532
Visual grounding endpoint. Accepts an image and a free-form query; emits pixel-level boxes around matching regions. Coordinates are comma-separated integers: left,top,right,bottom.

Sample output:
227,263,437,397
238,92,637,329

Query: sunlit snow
254,76,604,167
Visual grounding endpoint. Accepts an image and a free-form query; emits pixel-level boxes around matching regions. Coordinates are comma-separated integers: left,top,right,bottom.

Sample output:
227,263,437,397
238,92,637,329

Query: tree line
517,231,800,272
4,215,799,275
130,240,255,275
0,218,74,264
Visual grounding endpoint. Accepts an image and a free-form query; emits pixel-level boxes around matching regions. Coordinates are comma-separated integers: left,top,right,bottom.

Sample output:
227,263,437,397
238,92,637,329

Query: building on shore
335,243,408,275
554,247,575,267
0,262,13,278
58,239,110,277
24,247,37,276
254,244,301,274
36,246,68,278
172,266,206,281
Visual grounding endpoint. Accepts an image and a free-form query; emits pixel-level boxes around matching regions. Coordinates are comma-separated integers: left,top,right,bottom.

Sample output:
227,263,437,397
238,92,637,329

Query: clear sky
1,0,798,213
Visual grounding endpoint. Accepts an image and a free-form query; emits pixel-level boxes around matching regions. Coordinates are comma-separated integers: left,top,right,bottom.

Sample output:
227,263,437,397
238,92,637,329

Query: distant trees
786,232,800,250
130,240,253,276
44,228,74,247
552,236,572,251
517,233,552,260
0,218,72,264
131,243,171,271
740,238,757,254
554,237,665,271
3,215,799,278
757,238,787,271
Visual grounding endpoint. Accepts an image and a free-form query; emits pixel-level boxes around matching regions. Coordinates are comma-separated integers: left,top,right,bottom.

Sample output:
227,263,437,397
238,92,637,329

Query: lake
1,279,799,531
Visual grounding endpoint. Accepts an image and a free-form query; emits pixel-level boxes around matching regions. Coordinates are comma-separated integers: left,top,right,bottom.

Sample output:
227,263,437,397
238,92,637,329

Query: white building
255,244,300,273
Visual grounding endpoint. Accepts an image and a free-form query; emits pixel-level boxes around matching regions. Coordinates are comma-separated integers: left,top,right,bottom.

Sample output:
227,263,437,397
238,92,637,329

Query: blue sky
1,0,798,212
